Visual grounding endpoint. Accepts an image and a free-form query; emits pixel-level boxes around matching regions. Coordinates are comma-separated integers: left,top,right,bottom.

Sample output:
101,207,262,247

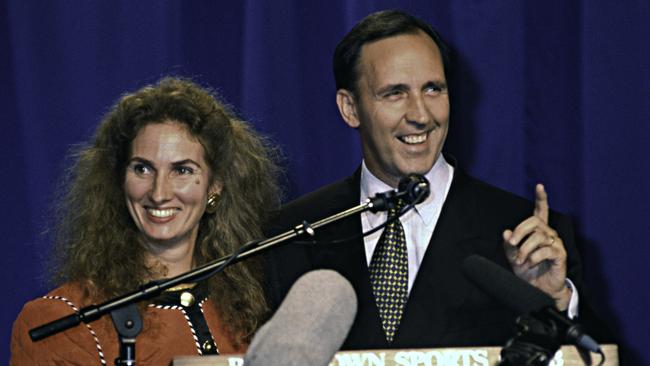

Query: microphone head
461,255,554,315
244,270,357,366
398,174,430,205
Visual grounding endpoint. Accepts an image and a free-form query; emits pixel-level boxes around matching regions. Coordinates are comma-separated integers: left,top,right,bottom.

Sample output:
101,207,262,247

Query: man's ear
336,89,361,129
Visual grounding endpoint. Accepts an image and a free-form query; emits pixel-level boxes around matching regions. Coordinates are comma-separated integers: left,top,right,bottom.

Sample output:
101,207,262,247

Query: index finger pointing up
535,183,549,224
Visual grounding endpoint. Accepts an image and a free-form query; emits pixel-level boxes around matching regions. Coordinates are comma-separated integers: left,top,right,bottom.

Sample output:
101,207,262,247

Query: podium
174,344,618,365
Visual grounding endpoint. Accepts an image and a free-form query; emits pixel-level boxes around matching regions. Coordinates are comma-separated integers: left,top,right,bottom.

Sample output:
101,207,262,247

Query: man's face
338,31,449,187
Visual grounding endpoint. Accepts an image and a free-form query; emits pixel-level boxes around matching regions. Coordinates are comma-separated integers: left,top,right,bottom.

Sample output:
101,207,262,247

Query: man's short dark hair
333,10,450,94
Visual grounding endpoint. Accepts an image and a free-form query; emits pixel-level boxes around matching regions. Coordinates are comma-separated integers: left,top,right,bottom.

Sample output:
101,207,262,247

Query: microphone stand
28,198,384,365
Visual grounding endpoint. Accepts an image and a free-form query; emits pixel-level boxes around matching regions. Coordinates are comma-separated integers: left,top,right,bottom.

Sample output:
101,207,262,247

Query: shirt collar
360,154,454,228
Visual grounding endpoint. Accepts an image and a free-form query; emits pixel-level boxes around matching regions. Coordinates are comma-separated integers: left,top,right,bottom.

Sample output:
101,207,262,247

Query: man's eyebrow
376,83,410,95
423,80,448,90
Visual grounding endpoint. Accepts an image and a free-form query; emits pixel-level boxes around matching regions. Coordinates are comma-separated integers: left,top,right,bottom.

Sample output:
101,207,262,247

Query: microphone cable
290,186,428,246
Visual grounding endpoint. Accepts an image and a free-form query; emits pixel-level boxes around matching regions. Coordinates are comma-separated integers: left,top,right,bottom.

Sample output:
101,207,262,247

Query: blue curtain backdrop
1,0,648,363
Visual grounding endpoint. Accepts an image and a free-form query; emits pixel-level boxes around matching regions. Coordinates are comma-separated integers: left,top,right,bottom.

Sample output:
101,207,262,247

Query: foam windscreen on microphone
461,255,554,315
244,270,358,366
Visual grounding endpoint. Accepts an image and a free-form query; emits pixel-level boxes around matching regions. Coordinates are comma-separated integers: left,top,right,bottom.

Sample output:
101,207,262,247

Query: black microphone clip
367,174,430,213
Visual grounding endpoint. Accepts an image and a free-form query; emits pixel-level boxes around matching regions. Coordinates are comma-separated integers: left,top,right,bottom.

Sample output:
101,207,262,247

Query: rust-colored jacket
11,283,247,365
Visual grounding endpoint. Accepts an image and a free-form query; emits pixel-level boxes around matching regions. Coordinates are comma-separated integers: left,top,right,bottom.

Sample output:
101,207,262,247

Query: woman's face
124,121,220,247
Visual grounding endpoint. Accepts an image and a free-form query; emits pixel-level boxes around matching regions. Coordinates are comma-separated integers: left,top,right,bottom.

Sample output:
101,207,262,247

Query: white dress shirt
360,154,454,293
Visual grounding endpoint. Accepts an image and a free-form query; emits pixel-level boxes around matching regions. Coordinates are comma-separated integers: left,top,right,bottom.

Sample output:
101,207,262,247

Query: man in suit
265,10,599,350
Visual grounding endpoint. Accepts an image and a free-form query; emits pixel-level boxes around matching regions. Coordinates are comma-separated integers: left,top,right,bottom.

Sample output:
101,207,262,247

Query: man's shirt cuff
566,278,579,319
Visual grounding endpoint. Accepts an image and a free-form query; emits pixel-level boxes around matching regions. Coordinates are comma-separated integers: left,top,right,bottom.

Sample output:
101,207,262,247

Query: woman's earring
205,193,219,214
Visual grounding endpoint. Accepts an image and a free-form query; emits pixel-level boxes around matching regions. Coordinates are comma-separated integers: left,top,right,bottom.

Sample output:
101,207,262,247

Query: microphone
368,174,430,212
461,255,601,353
244,270,357,366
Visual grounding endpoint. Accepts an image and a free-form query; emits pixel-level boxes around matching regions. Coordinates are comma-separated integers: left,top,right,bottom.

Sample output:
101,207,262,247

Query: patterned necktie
369,199,408,343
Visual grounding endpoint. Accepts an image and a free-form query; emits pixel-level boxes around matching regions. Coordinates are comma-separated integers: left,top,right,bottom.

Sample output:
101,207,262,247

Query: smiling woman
124,122,220,258
10,78,281,365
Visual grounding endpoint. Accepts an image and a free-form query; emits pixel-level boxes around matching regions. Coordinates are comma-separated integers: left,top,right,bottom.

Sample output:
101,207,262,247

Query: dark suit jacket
265,164,602,350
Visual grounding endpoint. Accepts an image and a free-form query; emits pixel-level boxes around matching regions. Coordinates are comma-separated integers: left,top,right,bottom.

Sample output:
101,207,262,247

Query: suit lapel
395,167,483,347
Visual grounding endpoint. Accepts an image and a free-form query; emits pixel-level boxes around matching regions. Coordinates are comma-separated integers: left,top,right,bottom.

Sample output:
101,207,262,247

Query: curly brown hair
50,77,281,345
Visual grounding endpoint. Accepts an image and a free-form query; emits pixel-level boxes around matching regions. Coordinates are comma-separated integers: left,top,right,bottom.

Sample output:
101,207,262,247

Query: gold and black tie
369,199,408,343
